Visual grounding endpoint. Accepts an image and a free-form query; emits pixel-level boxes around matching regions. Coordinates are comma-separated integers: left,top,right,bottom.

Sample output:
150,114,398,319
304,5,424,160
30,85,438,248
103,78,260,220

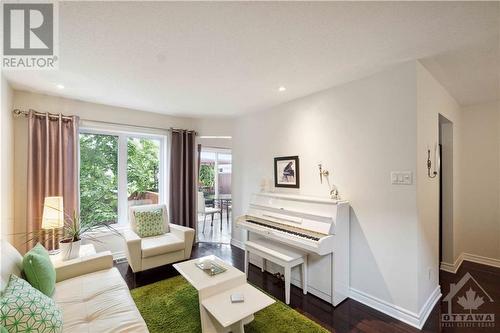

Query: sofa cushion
141,233,185,258
53,267,147,333
135,208,165,238
0,274,63,333
23,243,56,296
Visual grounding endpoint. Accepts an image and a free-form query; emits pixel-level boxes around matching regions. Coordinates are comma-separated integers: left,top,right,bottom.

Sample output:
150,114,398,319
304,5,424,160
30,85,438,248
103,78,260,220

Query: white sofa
1,241,148,333
124,204,195,273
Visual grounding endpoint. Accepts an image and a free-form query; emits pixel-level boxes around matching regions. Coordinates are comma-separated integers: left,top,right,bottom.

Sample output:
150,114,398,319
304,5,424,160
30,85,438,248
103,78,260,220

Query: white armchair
124,204,195,273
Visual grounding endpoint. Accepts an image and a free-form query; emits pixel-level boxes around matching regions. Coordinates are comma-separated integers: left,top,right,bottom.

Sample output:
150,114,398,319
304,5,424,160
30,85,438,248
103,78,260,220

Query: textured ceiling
3,1,499,116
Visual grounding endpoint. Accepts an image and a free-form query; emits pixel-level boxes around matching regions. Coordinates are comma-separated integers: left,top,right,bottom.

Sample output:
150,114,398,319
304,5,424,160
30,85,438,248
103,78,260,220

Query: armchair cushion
141,234,185,258
134,208,165,238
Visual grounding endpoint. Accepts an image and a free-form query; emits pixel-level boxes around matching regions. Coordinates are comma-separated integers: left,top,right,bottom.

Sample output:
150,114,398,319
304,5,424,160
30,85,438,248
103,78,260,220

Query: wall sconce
427,144,439,179
318,164,341,200
318,164,329,184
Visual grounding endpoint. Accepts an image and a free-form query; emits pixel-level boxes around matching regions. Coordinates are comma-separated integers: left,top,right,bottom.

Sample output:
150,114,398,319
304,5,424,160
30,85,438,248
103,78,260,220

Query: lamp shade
41,196,64,229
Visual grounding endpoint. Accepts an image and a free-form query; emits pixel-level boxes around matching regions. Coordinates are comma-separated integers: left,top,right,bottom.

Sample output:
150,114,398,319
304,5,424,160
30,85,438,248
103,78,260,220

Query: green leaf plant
12,199,123,250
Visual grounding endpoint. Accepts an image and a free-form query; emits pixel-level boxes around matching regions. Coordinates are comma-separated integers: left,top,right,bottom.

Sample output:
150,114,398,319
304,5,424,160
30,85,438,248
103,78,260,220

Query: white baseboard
440,253,464,274
418,286,442,329
462,253,500,268
230,238,244,250
440,252,500,273
349,286,441,330
439,261,457,273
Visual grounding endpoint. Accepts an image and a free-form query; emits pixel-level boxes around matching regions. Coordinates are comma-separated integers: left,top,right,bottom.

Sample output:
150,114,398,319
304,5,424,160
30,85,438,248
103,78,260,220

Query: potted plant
59,212,82,260
59,211,121,261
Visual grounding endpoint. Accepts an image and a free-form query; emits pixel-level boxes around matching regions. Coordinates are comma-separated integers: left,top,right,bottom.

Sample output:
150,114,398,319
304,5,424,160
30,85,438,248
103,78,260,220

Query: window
127,137,161,207
79,127,166,227
198,148,231,200
217,152,232,195
79,133,119,226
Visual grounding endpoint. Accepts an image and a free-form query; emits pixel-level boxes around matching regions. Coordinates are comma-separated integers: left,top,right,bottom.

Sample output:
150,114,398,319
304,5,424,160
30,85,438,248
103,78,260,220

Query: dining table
207,194,232,228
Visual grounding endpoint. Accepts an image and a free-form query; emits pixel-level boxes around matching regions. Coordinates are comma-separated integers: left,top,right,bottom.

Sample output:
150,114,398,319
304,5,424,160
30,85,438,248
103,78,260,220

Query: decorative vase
59,239,81,261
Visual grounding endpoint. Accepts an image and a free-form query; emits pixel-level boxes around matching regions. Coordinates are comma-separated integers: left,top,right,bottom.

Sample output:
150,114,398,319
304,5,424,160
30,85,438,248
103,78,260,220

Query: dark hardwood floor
116,243,500,333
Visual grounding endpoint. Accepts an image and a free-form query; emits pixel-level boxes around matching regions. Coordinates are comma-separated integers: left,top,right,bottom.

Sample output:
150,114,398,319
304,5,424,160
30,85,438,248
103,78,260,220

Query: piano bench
244,238,308,305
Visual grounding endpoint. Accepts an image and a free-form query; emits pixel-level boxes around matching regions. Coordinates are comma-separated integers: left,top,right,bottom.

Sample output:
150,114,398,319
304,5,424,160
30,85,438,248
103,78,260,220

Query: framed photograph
274,156,300,188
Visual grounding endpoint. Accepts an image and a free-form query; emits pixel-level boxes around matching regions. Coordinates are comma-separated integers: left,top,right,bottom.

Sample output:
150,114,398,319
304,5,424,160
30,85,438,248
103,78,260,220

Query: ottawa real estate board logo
441,272,495,329
2,1,58,69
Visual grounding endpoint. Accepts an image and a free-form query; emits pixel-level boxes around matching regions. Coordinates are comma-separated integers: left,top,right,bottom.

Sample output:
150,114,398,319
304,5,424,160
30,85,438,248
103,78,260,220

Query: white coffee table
174,255,274,333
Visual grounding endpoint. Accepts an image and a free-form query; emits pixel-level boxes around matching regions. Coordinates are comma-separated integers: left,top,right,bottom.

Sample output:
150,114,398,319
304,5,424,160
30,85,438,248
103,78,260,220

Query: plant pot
59,239,81,261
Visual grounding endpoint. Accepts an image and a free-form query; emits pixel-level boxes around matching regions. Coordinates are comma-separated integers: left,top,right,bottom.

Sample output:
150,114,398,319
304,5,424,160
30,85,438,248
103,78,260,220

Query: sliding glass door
198,147,232,243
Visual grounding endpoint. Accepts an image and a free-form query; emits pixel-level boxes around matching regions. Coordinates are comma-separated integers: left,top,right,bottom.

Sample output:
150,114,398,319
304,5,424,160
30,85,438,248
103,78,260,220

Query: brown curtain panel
27,111,79,250
169,130,196,228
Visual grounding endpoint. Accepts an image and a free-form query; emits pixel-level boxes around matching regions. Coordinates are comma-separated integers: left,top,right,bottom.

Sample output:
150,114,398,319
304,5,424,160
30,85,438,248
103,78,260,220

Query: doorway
197,147,232,243
439,114,454,272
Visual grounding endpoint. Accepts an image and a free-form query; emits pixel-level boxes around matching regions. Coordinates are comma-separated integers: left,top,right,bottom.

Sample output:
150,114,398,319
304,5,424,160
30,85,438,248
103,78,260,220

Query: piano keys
236,192,350,306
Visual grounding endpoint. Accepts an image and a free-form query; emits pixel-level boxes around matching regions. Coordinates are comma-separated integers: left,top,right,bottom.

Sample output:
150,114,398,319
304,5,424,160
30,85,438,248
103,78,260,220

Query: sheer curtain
169,130,196,228
27,111,79,250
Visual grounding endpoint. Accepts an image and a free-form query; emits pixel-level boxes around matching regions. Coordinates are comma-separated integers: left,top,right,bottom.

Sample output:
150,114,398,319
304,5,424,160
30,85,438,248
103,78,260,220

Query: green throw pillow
0,274,63,333
135,209,165,238
23,243,56,296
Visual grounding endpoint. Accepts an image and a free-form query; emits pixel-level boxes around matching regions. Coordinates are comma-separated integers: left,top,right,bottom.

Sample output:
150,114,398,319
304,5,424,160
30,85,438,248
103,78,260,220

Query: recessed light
56,84,65,89
278,86,286,92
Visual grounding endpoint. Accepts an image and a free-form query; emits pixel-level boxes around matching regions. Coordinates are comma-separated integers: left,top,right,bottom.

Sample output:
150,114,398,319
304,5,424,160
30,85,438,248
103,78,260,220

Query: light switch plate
391,171,413,185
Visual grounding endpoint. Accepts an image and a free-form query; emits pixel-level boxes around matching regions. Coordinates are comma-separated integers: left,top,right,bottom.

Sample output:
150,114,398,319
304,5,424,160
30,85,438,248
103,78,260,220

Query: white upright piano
237,192,350,306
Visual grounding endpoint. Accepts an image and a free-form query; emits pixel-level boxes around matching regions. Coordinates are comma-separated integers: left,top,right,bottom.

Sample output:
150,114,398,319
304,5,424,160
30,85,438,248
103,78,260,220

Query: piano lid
256,192,344,205
246,192,349,235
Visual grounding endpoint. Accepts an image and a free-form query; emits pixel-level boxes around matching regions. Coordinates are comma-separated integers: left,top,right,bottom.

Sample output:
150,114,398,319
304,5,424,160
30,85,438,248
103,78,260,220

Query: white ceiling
3,1,499,117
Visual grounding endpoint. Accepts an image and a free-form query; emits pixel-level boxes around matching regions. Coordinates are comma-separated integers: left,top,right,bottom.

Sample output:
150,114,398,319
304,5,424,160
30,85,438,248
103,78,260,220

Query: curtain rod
13,108,74,120
12,108,198,135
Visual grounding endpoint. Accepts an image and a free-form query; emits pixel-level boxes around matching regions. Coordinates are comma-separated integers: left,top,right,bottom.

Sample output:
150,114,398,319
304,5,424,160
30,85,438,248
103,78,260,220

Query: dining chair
197,192,222,233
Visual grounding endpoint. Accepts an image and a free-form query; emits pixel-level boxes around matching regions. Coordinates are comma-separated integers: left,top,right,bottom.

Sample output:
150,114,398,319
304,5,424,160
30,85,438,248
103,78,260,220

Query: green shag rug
131,275,328,333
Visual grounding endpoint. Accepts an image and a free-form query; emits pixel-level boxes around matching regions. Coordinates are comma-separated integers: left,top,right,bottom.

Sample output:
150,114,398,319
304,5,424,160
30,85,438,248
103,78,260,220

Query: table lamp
42,196,64,254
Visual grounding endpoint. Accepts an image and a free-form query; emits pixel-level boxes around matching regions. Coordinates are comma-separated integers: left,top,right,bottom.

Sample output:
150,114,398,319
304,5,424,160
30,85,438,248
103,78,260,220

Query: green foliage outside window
79,133,118,227
199,164,215,188
79,134,160,227
127,138,159,195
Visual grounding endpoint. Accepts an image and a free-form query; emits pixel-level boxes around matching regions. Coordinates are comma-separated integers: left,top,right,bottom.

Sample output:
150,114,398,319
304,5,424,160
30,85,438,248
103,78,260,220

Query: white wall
196,117,233,149
416,63,461,311
459,101,500,260
0,77,14,244
232,62,422,315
